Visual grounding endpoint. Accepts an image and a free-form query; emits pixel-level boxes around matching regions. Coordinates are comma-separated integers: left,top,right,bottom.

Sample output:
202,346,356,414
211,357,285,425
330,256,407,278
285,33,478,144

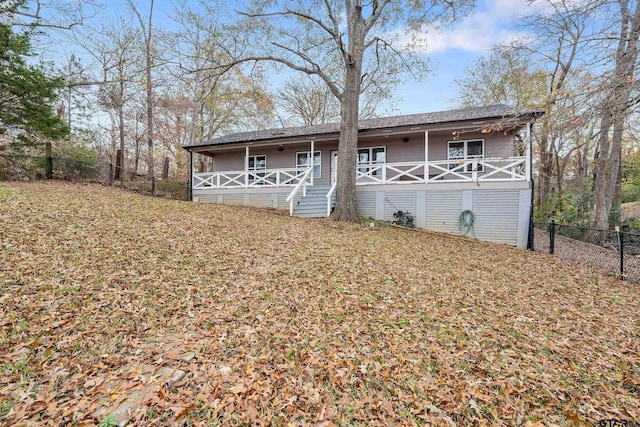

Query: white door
330,151,339,183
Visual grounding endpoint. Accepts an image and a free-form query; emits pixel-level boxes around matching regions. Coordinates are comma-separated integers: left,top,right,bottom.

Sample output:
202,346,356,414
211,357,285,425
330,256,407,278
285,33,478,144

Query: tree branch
237,8,338,40
323,0,348,64
208,55,343,101
364,0,392,33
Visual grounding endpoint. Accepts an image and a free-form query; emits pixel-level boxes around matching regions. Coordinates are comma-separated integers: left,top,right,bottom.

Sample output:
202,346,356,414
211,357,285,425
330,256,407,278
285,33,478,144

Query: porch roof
184,104,544,151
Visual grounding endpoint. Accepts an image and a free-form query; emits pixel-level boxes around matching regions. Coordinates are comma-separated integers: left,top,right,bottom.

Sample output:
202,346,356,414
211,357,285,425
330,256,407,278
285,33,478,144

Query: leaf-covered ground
1,181,639,426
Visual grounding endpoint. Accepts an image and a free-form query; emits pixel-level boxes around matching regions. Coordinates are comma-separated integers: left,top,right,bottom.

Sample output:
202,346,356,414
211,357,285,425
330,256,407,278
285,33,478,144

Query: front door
330,151,339,184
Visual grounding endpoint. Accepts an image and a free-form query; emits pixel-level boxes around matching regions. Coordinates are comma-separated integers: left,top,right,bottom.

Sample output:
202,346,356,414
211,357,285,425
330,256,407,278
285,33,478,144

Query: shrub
622,179,640,203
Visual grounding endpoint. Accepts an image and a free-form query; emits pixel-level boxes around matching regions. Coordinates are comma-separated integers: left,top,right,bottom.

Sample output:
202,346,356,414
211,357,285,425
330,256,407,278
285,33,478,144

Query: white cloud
399,0,532,54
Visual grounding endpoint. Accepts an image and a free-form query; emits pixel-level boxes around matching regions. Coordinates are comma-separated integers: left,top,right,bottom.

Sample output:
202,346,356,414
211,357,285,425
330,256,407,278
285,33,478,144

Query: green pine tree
0,22,69,145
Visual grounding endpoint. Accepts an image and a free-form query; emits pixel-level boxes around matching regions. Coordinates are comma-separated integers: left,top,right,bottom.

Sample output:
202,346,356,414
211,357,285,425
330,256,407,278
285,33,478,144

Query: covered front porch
192,156,529,189
188,124,532,217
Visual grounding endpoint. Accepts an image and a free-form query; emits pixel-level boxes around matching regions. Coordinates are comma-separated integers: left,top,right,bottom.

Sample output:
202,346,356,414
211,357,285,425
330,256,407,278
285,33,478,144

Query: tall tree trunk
118,76,125,184
131,0,155,179
134,137,140,179
145,19,154,179
611,148,623,223
592,0,640,230
537,136,553,218
593,105,614,230
606,120,624,223
332,1,365,222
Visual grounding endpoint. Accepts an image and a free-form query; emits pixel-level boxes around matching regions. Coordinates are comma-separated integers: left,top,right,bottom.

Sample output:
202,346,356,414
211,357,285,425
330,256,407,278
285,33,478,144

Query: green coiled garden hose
459,210,475,236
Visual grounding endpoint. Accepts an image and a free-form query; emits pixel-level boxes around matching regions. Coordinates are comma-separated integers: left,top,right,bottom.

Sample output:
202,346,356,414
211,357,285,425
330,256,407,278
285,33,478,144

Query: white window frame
247,155,266,181
296,150,321,179
358,146,386,176
447,139,484,172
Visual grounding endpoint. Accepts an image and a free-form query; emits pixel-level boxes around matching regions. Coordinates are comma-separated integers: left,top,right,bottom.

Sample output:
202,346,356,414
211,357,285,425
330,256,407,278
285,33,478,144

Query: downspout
188,149,193,202
424,130,429,183
526,122,532,182
527,121,535,250
245,146,249,188
310,140,315,186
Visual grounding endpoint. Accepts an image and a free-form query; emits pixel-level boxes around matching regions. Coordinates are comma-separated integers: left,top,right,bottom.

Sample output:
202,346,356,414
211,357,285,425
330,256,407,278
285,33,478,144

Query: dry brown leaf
0,182,638,426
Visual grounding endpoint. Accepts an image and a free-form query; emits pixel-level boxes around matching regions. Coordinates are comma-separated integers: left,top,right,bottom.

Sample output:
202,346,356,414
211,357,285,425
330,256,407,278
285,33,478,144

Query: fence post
549,220,555,255
108,163,113,185
527,179,535,250
619,227,624,279
45,142,53,179
151,176,156,196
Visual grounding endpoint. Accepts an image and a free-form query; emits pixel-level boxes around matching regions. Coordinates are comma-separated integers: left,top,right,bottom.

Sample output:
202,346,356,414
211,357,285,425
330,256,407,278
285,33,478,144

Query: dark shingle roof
184,104,543,150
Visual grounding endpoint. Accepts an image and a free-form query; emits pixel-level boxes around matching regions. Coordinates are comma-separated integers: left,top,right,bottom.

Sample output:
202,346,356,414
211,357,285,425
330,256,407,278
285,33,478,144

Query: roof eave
183,108,545,152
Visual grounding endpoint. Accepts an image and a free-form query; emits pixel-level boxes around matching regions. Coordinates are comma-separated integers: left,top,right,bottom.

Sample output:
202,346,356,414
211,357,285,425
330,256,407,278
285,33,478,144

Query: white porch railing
355,157,527,185
193,167,312,189
356,161,426,184
193,157,527,190
285,167,314,215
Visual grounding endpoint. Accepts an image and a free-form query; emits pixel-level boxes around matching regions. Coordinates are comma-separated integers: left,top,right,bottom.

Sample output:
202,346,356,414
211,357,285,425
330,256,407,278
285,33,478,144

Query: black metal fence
535,221,640,283
0,154,190,201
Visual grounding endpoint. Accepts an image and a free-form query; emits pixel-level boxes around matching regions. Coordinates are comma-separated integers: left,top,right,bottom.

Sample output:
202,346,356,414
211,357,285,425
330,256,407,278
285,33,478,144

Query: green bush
622,179,640,203
622,216,640,231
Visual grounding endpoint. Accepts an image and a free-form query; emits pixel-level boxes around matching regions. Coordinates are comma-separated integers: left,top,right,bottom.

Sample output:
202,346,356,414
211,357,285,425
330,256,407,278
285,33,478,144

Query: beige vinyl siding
383,191,417,221
209,143,338,186
357,192,377,217
203,131,515,176
425,191,463,235
428,132,515,161
471,190,520,245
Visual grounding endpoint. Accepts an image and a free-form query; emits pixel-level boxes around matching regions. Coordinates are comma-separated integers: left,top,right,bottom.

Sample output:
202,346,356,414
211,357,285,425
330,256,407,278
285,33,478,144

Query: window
296,151,321,178
358,146,386,176
247,155,266,181
448,140,484,172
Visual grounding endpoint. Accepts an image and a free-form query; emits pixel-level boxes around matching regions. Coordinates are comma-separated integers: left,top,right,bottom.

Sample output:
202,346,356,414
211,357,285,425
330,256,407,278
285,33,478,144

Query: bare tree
276,73,392,126
455,47,548,108
168,0,277,146
69,14,140,177
592,0,640,230
128,0,156,179
276,77,341,126
458,0,640,229
1,0,98,29
515,0,599,218
216,0,468,222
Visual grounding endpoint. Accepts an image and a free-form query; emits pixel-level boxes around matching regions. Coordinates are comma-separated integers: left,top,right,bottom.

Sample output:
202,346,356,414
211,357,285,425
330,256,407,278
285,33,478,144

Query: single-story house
183,104,544,248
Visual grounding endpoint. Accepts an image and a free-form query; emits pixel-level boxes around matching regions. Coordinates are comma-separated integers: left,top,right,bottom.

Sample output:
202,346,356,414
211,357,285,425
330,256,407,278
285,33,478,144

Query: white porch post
245,146,249,188
424,130,429,183
310,140,314,186
526,123,532,182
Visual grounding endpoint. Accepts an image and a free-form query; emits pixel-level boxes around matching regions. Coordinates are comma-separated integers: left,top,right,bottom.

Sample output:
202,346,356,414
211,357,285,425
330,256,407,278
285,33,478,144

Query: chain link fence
0,154,190,201
534,221,640,283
